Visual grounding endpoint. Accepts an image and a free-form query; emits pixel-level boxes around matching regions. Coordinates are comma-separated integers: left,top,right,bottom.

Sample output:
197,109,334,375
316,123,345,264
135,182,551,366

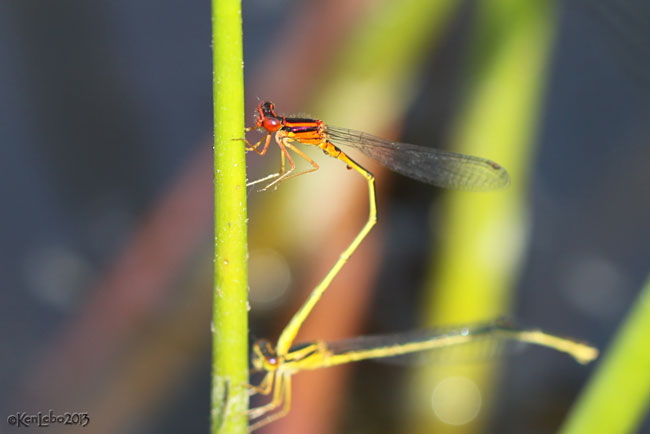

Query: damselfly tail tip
574,345,599,365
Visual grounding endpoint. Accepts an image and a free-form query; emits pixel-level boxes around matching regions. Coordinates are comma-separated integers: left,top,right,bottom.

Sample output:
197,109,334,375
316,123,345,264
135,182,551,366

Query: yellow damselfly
247,318,597,430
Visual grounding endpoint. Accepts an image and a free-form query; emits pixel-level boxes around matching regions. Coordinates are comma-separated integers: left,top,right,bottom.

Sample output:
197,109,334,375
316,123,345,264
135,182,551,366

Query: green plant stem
211,0,248,432
560,273,650,434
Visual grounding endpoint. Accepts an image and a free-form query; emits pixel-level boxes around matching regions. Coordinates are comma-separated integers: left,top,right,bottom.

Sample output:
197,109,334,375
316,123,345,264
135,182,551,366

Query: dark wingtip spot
487,160,502,170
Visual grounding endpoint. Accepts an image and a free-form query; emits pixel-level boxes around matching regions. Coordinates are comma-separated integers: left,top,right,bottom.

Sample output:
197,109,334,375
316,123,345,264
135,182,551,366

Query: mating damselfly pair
241,101,597,430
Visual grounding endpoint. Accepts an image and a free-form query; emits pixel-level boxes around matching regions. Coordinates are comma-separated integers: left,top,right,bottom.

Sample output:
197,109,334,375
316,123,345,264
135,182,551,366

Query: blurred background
2,0,650,433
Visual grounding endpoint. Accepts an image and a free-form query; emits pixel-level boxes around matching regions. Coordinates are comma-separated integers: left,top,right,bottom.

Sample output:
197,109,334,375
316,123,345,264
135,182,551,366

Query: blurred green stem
211,0,248,432
560,274,650,434
408,1,557,433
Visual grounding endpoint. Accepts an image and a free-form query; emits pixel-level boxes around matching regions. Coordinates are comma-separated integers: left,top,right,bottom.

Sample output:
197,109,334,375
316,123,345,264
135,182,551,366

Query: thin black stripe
283,125,319,134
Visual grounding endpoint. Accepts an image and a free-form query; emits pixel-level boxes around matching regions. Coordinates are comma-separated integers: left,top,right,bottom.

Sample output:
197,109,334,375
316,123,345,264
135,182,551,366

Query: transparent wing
325,326,510,366
318,320,596,365
327,127,510,191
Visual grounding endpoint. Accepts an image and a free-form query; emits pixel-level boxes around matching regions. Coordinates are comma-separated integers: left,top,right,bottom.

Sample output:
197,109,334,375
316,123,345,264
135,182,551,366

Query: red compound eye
263,117,282,132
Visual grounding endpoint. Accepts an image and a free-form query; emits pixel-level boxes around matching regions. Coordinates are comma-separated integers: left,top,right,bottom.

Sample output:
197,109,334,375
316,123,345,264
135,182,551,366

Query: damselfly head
252,338,279,371
256,101,283,132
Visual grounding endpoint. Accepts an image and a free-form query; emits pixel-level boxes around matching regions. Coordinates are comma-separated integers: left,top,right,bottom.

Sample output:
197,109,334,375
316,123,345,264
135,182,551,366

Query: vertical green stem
560,274,650,434
211,0,248,432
